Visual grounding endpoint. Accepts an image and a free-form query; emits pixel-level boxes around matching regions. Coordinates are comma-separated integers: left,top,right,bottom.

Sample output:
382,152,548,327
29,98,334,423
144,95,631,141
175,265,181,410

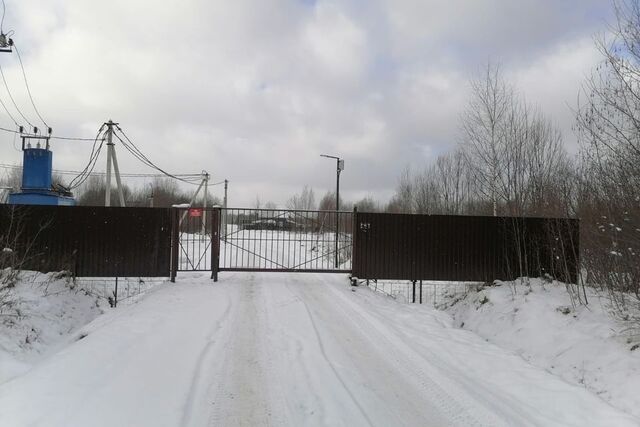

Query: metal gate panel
219,208,353,273
171,207,219,275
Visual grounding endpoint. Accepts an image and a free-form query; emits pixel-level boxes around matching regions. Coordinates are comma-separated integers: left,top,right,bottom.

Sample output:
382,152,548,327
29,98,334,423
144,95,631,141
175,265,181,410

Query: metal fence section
218,208,353,273
352,212,580,284
0,205,172,277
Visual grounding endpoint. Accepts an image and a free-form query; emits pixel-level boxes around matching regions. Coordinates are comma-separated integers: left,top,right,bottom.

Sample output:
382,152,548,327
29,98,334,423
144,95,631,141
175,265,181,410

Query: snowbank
0,272,106,383
445,278,640,419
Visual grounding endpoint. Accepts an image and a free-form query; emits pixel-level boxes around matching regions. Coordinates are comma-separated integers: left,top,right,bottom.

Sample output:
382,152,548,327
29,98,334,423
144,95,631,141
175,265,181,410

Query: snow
445,278,640,420
0,272,638,426
0,272,106,384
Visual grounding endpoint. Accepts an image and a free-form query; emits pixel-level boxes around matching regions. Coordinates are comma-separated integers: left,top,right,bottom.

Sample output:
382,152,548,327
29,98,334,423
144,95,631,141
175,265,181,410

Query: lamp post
320,154,344,268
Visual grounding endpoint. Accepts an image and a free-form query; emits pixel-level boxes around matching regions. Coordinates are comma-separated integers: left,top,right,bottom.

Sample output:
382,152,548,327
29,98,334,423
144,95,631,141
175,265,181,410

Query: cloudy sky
0,0,613,207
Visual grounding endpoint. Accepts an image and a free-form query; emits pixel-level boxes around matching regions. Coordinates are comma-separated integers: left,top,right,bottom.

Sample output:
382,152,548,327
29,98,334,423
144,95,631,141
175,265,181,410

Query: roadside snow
0,272,638,426
445,278,640,419
0,272,106,383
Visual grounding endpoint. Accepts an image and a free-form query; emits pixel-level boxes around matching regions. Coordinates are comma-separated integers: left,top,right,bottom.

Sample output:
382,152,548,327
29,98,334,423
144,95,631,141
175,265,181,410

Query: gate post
211,207,221,282
351,206,358,277
170,208,179,282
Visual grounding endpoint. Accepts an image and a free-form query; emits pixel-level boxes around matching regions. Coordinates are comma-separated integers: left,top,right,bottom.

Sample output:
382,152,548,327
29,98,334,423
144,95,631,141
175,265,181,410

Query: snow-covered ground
444,278,640,419
0,273,161,384
0,272,106,384
1,272,638,426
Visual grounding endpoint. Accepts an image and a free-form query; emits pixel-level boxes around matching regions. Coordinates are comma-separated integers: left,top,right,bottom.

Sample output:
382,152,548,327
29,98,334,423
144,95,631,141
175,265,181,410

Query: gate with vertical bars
170,207,354,281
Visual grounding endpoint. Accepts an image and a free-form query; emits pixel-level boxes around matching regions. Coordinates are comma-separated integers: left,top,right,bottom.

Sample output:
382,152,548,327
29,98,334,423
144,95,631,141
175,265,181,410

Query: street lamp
320,154,344,268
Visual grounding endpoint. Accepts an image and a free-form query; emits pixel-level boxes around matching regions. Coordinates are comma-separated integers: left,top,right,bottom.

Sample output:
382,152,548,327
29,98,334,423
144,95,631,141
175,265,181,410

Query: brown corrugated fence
0,205,172,277
352,212,579,284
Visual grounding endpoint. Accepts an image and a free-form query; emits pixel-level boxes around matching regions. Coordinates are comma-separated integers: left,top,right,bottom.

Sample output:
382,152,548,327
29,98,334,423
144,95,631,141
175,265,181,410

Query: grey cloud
0,0,614,206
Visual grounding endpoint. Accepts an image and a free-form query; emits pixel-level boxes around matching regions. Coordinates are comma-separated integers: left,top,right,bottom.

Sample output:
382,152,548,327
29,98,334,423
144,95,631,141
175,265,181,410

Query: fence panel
352,212,579,284
0,205,172,277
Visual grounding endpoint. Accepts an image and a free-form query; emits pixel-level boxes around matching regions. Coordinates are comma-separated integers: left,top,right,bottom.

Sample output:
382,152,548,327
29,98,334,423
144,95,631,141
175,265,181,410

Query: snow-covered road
0,273,638,426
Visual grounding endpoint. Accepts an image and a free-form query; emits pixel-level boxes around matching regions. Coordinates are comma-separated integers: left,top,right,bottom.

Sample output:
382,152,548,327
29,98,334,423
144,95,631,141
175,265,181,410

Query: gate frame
170,206,355,281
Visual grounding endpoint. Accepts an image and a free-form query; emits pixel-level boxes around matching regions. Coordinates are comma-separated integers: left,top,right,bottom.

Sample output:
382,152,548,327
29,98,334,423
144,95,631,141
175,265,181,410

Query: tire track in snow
180,285,234,427
302,275,506,427
207,274,279,427
321,279,544,426
338,289,541,425
283,277,375,427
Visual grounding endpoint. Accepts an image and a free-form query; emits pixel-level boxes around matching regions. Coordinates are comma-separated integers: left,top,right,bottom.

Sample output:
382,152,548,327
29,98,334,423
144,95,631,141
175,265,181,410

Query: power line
0,125,100,141
68,125,106,189
14,44,48,128
0,62,34,127
0,93,17,126
112,125,207,186
0,163,208,179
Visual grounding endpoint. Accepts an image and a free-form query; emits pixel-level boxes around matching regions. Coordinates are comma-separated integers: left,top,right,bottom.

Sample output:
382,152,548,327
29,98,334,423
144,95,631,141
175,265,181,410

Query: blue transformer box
22,148,53,190
7,146,76,206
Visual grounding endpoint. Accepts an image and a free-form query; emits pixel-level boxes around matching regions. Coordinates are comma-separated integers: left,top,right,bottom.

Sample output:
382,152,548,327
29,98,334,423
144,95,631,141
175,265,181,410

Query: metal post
170,208,179,282
412,280,416,303
335,159,340,269
114,277,118,307
211,208,220,282
202,172,209,235
222,179,228,240
321,154,343,269
419,280,423,304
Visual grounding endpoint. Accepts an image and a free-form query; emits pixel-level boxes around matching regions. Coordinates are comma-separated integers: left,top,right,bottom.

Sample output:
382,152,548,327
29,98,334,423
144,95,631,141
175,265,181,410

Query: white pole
105,129,113,207
111,143,126,207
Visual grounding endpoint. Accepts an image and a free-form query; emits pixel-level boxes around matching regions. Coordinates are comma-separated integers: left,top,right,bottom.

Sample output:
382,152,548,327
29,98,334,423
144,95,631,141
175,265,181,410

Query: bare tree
287,185,316,210
461,62,512,216
575,0,640,319
433,150,472,214
353,196,379,212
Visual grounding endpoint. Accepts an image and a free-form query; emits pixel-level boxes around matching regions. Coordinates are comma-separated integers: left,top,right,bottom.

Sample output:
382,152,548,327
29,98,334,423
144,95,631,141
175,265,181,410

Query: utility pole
178,171,209,226
149,185,154,208
104,120,126,207
320,154,344,268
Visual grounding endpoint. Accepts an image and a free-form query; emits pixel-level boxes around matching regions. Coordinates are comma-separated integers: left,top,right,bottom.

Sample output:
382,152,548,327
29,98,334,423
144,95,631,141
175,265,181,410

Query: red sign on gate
189,208,203,217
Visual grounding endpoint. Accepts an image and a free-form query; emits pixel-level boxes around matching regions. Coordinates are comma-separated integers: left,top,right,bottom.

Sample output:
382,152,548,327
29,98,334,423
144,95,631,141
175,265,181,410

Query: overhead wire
0,92,17,126
112,125,207,186
0,62,34,128
0,163,207,179
2,122,220,188
68,125,106,189
14,44,48,128
0,125,102,141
